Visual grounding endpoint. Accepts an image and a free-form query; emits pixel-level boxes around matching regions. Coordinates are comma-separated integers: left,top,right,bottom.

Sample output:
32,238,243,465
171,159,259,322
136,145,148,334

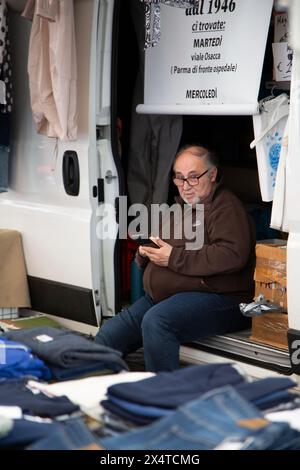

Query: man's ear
210,168,217,183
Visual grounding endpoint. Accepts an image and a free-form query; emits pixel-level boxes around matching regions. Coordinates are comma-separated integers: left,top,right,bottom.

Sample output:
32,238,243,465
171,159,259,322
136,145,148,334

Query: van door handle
63,151,80,196
105,170,117,183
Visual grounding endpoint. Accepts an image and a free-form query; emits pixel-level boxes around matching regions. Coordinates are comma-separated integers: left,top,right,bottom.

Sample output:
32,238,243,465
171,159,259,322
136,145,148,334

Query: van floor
184,329,291,375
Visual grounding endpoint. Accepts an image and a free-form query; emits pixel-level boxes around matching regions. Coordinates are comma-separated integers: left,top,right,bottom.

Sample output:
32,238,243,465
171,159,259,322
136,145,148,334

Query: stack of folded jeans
99,385,300,450
102,363,297,424
5,327,128,380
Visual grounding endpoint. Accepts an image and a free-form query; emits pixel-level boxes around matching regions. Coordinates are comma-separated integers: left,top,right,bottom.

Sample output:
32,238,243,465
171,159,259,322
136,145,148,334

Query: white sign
138,0,273,115
273,42,293,82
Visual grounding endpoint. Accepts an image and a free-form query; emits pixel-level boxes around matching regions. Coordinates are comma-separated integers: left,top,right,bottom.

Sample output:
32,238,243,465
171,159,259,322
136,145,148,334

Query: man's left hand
140,237,173,267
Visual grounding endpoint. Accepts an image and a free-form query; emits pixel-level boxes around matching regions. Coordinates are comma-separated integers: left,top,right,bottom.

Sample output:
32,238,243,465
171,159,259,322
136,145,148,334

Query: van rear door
0,0,119,331
94,0,121,319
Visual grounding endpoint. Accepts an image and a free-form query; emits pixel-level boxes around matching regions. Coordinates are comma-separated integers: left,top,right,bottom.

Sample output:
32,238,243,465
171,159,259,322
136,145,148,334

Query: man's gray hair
174,144,219,169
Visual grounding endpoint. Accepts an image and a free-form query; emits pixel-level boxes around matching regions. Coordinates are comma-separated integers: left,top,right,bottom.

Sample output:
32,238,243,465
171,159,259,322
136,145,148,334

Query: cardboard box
254,240,287,310
251,312,288,350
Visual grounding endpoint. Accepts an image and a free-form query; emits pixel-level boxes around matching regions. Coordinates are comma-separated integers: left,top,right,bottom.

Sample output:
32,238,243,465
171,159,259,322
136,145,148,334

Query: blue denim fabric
236,377,297,409
0,377,79,418
95,293,250,371
240,423,300,450
106,363,245,408
0,145,9,192
101,400,153,426
108,395,172,418
99,385,300,450
0,418,62,449
27,417,98,450
49,362,120,381
106,375,296,423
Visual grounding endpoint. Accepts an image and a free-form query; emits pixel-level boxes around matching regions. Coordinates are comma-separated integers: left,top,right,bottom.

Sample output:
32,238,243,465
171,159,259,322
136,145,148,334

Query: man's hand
140,237,173,267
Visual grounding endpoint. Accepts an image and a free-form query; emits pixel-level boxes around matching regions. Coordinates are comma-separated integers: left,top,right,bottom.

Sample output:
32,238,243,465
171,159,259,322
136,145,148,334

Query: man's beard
181,194,202,207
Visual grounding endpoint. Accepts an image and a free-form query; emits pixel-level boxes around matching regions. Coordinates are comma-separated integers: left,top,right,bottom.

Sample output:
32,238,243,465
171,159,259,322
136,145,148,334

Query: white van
1,0,300,379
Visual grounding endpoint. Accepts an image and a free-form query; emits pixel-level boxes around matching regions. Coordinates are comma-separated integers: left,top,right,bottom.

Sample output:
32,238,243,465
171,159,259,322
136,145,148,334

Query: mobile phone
137,236,160,248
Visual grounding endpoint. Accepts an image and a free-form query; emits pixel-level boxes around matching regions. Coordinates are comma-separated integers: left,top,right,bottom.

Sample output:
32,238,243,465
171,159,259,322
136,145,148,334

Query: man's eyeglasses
173,169,209,187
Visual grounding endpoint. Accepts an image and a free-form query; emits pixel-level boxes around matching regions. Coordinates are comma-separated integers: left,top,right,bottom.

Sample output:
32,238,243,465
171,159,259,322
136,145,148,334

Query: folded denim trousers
100,385,300,450
27,417,98,450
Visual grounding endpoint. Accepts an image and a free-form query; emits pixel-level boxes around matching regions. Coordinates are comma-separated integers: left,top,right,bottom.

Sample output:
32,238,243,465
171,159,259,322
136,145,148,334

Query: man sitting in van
95,145,256,372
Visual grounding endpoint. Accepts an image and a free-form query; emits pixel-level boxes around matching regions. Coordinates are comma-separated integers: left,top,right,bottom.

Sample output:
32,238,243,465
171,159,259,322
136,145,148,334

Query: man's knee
141,306,168,335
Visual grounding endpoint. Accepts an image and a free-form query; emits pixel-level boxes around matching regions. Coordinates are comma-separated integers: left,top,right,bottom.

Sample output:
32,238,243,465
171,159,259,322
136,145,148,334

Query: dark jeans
95,292,250,372
100,385,300,451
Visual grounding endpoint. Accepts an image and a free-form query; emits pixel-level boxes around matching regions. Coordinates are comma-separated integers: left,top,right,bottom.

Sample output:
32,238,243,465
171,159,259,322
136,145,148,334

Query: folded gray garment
5,327,128,371
0,416,13,439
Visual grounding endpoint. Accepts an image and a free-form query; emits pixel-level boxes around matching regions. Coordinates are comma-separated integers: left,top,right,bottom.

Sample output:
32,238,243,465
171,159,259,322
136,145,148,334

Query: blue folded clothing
0,418,62,449
107,363,245,408
0,378,79,418
27,417,98,450
5,327,128,378
0,338,52,380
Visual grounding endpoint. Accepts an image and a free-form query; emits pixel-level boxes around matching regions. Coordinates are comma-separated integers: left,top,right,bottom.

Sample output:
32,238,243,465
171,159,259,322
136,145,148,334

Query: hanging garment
139,0,200,48
250,93,289,202
22,0,78,141
128,0,182,215
0,0,13,112
0,0,12,192
270,116,289,231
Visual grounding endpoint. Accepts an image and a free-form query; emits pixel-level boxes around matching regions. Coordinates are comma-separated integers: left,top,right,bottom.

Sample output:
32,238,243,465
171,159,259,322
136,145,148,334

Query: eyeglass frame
172,169,210,187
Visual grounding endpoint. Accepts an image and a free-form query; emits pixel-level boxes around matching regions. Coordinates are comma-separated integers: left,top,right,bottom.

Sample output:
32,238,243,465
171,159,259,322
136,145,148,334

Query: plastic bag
250,93,289,202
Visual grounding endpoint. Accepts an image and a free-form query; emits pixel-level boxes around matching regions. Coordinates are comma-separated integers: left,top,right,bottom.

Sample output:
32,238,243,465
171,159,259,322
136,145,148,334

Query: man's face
173,151,217,206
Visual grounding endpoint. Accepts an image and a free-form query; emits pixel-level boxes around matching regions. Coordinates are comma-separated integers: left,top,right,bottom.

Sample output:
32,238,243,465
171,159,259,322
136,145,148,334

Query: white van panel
0,0,103,324
286,27,300,332
0,195,92,286
93,0,120,317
